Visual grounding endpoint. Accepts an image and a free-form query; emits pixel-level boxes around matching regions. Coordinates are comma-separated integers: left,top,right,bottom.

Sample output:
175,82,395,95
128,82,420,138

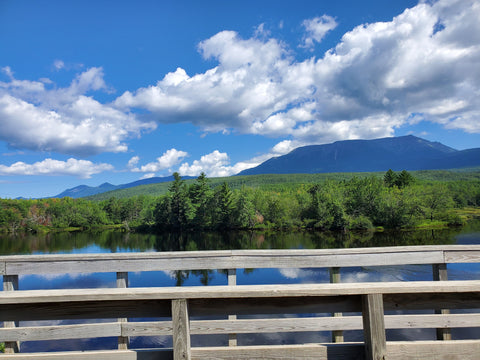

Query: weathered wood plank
1,244,478,261
0,323,121,342
122,321,173,336
0,349,173,360
385,313,480,329
117,271,130,350
190,317,362,334
3,313,478,342
444,250,480,263
172,299,191,360
4,245,480,276
386,340,480,360
231,245,480,256
1,281,480,305
4,257,235,275
432,263,452,341
330,267,344,343
362,294,386,360
232,252,444,269
227,268,237,347
191,343,365,359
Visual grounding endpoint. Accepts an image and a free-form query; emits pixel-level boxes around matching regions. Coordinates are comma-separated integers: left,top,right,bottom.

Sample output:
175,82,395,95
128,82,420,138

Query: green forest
1,170,480,234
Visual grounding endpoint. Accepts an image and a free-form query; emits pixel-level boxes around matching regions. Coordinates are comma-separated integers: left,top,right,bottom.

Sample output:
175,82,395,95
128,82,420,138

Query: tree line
1,170,480,234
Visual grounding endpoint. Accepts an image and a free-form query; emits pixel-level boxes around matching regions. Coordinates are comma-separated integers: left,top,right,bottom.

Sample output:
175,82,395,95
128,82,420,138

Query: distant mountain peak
99,182,114,188
238,136,476,176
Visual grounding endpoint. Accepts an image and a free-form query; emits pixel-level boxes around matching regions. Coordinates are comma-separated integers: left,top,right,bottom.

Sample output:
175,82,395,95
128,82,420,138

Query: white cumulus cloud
301,15,338,49
0,67,156,156
0,158,113,178
178,148,291,178
129,149,188,173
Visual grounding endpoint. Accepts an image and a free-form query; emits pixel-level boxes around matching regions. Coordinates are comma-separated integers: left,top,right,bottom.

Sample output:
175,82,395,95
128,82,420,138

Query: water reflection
3,222,479,255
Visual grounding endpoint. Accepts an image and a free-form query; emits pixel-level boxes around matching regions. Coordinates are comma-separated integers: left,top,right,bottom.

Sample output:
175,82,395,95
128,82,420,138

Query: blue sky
1,0,480,198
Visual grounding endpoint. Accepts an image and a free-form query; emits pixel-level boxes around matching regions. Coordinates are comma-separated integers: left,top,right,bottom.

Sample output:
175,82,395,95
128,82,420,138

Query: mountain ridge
238,135,479,175
53,175,195,198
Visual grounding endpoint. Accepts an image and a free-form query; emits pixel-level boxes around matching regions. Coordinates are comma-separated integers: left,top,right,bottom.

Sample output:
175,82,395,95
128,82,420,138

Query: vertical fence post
362,293,386,360
228,269,237,346
329,267,344,343
3,275,20,353
432,263,452,341
172,299,191,360
116,272,129,350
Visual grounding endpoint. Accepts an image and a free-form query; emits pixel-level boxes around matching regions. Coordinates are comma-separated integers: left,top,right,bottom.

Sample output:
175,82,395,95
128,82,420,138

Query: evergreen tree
215,182,235,229
396,170,415,188
189,172,213,228
384,169,398,187
168,172,194,229
233,187,256,228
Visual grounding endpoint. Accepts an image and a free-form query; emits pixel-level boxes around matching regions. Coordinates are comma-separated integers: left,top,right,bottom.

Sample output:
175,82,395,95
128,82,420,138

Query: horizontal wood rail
1,281,480,359
2,245,480,358
2,245,480,275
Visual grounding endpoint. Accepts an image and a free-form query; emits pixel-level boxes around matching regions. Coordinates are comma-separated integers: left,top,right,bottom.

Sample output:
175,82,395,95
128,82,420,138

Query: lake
1,221,480,352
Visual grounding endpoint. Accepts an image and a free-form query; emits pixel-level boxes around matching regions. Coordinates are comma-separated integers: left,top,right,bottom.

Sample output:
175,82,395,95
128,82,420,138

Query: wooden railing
1,245,480,359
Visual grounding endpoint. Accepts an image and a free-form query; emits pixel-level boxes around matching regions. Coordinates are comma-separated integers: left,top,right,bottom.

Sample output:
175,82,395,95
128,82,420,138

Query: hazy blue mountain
238,135,478,175
53,175,194,198
54,182,118,198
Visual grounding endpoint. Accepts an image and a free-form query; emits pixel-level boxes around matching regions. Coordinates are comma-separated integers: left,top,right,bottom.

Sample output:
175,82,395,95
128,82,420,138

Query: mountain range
53,135,479,198
53,175,194,198
238,135,480,175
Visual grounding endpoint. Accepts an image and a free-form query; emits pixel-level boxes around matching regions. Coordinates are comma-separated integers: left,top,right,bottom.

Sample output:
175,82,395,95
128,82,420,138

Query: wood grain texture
362,294,386,360
227,268,237,346
122,321,173,337
386,340,480,360
330,267,344,343
2,313,478,342
0,323,121,342
191,343,365,359
172,299,191,360
117,271,130,350
189,316,363,335
1,281,480,305
2,245,480,276
432,263,452,341
444,250,480,264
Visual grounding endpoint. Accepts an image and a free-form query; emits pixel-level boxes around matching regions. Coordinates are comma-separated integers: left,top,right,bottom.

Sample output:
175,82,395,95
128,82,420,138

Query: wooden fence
1,245,480,359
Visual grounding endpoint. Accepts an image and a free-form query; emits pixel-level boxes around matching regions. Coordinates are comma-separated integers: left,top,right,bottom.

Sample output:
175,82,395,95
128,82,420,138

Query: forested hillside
85,168,480,201
1,170,479,234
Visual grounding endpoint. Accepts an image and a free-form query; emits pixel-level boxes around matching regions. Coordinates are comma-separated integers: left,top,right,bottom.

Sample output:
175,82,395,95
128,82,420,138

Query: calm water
1,221,480,351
